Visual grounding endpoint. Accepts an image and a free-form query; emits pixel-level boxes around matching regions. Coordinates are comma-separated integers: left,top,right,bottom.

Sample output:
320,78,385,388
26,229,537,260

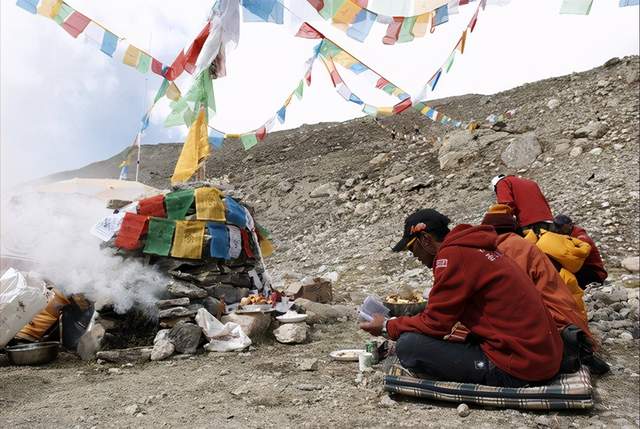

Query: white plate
329,349,365,362
276,313,308,323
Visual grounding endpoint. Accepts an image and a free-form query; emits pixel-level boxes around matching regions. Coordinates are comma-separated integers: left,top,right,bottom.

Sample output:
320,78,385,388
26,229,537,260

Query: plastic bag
359,296,390,322
0,268,52,347
195,308,251,352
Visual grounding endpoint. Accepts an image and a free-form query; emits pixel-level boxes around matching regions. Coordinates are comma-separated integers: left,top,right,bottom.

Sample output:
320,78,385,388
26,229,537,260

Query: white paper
90,213,125,242
227,225,242,259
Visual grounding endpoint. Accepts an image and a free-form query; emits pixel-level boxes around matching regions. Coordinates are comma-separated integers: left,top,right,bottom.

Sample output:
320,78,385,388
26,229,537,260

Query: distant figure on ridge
491,174,553,234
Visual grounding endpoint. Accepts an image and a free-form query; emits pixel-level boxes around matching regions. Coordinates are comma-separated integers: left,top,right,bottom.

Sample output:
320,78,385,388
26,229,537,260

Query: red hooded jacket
571,226,608,283
387,225,563,382
495,176,553,227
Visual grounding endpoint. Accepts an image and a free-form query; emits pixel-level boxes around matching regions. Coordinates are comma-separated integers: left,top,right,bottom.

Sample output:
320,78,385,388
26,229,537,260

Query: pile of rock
586,280,639,343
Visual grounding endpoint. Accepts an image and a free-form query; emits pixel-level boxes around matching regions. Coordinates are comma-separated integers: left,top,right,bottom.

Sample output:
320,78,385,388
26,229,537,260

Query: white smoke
1,192,167,314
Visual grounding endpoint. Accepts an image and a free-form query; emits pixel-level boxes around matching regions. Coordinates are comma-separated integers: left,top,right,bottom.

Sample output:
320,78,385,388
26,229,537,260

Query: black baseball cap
392,209,451,252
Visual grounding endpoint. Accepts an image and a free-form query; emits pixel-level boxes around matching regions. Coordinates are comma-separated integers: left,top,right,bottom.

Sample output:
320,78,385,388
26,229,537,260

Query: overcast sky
1,0,638,190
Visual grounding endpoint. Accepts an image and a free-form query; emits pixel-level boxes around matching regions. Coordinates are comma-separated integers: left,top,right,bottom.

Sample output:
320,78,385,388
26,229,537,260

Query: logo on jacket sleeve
435,258,448,269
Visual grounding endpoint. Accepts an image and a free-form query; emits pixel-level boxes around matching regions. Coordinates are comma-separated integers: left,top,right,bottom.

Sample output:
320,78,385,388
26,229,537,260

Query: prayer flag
256,126,267,142
38,0,62,18
296,22,324,39
398,16,416,43
143,218,175,256
294,81,304,100
560,0,593,14
228,226,242,259
392,98,413,114
349,93,363,105
208,223,230,259
62,11,91,38
154,79,170,103
164,50,186,81
171,221,205,259
119,165,128,181
382,17,403,45
184,22,211,75
195,187,226,221
151,59,164,76
53,3,73,25
138,194,166,217
619,0,640,6
166,82,181,101
171,109,210,184
115,212,149,250
224,197,248,228
241,229,255,258
16,0,38,14
319,0,345,20
457,30,467,54
100,31,118,57
429,69,442,90
346,9,377,42
209,129,225,149
240,133,258,150
434,4,449,26
378,106,393,116
305,69,312,86
277,106,286,124
123,45,141,68
445,52,455,72
165,189,195,220
333,1,361,25
362,104,377,116
242,0,284,24
308,0,324,12
376,77,390,89
137,52,152,74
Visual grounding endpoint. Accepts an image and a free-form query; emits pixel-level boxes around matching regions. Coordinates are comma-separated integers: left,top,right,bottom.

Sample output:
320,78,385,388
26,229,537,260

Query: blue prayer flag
208,129,225,149
100,31,118,57
207,223,230,259
434,5,449,26
346,9,377,43
277,106,286,124
348,93,363,105
224,197,248,228
350,63,368,74
140,113,150,132
430,69,442,91
241,0,284,24
16,0,38,14
619,0,639,5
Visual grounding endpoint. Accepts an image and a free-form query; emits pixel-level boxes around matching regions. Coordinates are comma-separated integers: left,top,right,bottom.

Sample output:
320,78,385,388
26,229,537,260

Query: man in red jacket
553,215,608,288
361,209,563,387
491,174,553,233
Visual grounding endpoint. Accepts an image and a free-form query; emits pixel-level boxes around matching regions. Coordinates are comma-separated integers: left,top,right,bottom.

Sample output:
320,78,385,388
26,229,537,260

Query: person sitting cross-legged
360,209,563,387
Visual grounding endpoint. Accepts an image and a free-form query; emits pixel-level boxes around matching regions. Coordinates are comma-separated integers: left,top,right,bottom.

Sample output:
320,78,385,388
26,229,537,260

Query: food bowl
5,342,59,365
383,301,427,317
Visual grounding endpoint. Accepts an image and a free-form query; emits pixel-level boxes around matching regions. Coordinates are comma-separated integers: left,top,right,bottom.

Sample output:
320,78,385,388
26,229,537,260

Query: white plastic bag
195,308,251,352
0,268,51,347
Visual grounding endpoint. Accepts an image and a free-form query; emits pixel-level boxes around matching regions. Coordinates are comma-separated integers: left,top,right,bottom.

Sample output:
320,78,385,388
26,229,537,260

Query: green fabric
382,83,396,96
137,52,152,73
559,0,592,15
166,69,215,128
154,79,170,103
398,17,416,43
53,3,73,25
143,218,176,256
294,80,304,100
319,40,341,58
319,0,344,20
165,189,195,220
241,133,259,151
445,53,455,73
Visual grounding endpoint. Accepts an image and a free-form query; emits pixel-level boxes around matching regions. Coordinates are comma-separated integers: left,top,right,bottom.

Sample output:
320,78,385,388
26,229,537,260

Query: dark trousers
523,221,553,235
395,333,530,388
575,269,604,289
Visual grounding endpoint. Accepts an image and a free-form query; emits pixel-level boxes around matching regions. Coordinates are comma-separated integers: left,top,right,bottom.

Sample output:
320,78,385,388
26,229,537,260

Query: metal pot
5,341,59,365
383,301,427,317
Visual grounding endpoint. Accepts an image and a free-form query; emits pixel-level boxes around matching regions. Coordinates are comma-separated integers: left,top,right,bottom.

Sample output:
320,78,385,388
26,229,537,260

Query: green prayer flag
398,17,416,43
445,53,455,73
294,81,304,100
202,69,216,113
319,0,345,20
382,83,396,96
154,79,170,103
241,133,259,151
319,40,342,58
559,0,593,14
137,52,152,73
165,189,195,220
53,3,73,25
143,218,176,256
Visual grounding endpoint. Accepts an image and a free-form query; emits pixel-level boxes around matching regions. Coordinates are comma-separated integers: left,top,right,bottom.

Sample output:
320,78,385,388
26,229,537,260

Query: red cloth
295,22,324,39
62,11,91,38
382,17,403,45
571,226,608,283
307,0,324,11
183,22,211,75
256,127,267,142
386,225,563,382
151,58,164,76
375,78,390,89
164,50,186,81
137,195,166,218
115,213,149,250
241,229,255,258
496,233,594,343
392,98,412,115
495,176,553,228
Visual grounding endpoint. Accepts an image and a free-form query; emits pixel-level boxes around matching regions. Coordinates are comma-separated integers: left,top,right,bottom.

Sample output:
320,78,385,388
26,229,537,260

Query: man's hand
359,313,386,337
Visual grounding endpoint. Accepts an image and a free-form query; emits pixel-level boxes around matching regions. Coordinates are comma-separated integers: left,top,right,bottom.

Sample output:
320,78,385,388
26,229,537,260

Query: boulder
369,153,390,165
438,131,478,170
204,285,249,304
573,121,609,139
554,142,571,154
547,98,561,110
221,313,272,339
158,306,198,319
622,256,640,273
156,298,190,308
310,182,339,198
168,323,202,354
273,323,308,344
151,340,175,361
277,180,294,193
294,298,354,324
383,174,406,187
500,132,541,168
167,280,207,299
569,146,583,158
96,347,152,364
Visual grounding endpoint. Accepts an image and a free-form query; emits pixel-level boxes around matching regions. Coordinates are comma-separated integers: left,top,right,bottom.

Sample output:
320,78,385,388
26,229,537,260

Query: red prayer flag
392,98,412,115
307,0,324,12
353,0,368,6
382,17,403,45
329,69,342,86
296,22,324,39
138,195,166,217
469,9,479,32
459,0,469,5
305,70,312,86
151,58,164,76
256,126,267,142
375,77,390,89
184,22,211,75
115,212,149,250
164,50,186,81
241,229,255,258
62,11,91,38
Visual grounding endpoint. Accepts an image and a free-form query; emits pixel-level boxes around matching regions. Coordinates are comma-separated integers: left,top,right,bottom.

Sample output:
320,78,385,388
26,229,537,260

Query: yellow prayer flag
283,94,293,107
333,1,361,24
225,133,241,139
170,220,205,259
420,104,430,115
38,0,62,18
259,237,274,258
378,106,393,116
123,45,141,67
412,13,431,38
333,50,357,68
171,109,210,185
457,30,467,54
166,82,181,102
194,187,226,221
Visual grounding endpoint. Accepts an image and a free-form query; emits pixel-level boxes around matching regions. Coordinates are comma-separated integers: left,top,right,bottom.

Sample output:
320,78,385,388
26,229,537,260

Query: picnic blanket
383,357,593,410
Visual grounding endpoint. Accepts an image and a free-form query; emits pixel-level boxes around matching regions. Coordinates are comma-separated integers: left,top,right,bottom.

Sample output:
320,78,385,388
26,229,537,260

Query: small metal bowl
5,342,59,365
384,301,427,317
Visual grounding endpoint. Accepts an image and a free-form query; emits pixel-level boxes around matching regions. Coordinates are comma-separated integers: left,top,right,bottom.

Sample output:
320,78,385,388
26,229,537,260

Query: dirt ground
1,321,638,429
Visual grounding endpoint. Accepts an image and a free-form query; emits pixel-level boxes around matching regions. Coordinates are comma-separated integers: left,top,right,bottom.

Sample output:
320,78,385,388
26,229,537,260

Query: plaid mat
383,357,593,410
